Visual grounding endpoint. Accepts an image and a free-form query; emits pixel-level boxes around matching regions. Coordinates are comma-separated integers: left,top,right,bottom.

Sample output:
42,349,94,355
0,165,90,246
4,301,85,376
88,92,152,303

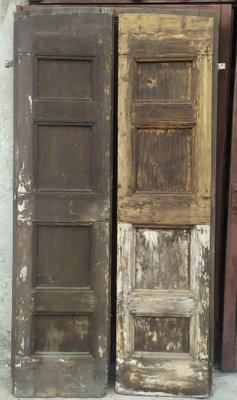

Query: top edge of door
119,8,219,17
15,6,114,18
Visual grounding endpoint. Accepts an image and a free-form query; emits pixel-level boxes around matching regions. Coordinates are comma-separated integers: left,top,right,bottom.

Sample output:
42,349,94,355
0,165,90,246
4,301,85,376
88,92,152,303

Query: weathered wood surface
13,7,113,397
221,36,237,371
129,290,196,317
28,0,237,5
214,4,233,362
117,10,218,397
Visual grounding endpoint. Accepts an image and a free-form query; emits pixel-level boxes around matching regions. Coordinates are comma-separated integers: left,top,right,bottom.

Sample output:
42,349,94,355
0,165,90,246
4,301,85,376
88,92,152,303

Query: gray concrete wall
0,0,27,362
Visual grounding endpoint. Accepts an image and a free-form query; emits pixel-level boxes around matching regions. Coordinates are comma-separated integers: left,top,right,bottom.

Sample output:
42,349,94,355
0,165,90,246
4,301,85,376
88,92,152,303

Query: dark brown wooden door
13,7,113,397
117,10,218,397
222,38,237,372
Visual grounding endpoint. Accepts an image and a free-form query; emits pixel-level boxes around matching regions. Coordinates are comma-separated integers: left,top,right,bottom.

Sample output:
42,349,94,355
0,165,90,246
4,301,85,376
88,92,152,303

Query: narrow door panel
13,7,113,397
222,37,237,371
117,10,218,397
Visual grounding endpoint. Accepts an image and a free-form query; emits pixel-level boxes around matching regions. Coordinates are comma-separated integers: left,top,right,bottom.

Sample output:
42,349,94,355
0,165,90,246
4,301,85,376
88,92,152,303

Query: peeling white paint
116,358,124,365
0,0,31,362
17,200,26,213
17,162,31,195
19,266,27,282
98,347,105,358
28,94,32,112
17,182,27,194
104,86,110,95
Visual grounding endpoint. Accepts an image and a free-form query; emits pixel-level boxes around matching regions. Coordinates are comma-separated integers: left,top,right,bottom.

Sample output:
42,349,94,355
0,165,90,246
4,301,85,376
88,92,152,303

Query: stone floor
0,361,236,400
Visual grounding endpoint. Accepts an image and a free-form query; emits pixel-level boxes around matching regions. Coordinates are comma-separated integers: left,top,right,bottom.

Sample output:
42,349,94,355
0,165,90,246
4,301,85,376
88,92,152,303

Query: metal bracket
5,60,14,68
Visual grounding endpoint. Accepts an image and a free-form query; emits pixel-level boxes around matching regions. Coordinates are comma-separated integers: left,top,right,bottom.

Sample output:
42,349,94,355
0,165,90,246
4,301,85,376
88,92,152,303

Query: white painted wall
0,0,27,362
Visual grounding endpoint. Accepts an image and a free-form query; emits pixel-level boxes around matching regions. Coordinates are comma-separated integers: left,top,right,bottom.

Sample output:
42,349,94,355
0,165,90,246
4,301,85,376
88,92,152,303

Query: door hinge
218,63,226,70
5,60,14,68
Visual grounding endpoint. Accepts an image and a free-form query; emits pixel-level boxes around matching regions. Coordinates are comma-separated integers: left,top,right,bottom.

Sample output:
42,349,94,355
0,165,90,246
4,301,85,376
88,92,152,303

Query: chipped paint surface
19,266,27,282
98,347,105,358
104,85,110,95
18,162,31,195
28,95,32,113
0,0,28,362
117,222,211,395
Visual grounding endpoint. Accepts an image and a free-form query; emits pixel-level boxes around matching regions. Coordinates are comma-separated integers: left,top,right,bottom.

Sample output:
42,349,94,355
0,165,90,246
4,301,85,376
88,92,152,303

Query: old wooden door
117,10,218,397
13,7,113,397
222,35,237,372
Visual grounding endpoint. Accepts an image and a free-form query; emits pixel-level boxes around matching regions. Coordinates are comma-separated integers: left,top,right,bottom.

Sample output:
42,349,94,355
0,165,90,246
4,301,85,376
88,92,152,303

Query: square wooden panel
135,128,192,193
135,228,190,290
35,224,92,288
37,57,93,99
136,61,192,101
36,124,94,191
134,316,190,353
34,314,91,353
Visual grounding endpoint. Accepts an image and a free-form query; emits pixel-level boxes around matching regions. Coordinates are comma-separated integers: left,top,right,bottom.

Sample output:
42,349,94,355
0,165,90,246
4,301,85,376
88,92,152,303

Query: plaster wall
0,0,27,362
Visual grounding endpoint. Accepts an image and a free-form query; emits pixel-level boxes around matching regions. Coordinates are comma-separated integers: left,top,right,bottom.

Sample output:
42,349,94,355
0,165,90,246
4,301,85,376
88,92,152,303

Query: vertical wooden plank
215,4,233,362
222,37,237,369
117,223,135,361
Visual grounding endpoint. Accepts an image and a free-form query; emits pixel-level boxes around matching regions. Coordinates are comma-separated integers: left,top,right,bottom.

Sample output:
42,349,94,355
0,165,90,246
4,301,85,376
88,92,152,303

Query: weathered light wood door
117,10,218,397
13,7,113,397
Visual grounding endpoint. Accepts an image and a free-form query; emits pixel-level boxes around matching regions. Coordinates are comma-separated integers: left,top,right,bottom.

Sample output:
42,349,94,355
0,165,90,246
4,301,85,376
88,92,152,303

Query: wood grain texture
135,228,190,289
117,224,211,396
116,358,210,397
130,290,196,317
136,129,192,193
13,7,113,397
118,13,215,56
134,317,190,353
36,125,93,190
118,195,211,225
136,61,192,101
36,225,91,287
117,9,217,397
33,289,95,313
132,102,195,128
28,0,237,4
34,315,90,353
37,58,92,99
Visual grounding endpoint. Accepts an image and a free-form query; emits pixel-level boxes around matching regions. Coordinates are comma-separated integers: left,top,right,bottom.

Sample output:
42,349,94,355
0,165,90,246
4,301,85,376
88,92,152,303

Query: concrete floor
0,361,236,400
